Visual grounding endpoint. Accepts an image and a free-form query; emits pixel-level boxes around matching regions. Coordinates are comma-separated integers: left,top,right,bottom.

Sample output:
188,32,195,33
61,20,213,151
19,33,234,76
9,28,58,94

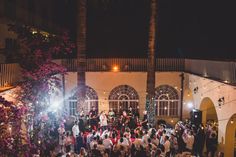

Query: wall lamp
193,87,199,94
218,97,225,108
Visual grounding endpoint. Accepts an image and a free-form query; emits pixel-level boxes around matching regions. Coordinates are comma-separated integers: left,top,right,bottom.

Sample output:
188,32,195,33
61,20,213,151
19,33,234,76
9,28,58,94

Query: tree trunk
146,0,157,126
76,0,87,113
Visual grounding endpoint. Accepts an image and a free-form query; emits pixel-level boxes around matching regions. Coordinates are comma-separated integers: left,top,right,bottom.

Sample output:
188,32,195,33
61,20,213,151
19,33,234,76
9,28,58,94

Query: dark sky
59,0,236,59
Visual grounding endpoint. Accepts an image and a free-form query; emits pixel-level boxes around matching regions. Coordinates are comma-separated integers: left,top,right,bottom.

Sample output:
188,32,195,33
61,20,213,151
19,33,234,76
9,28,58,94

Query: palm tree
76,0,87,113
146,0,157,126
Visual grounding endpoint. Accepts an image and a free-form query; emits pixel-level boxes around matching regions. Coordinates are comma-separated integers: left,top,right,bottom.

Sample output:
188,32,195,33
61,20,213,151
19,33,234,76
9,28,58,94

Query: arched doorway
154,85,179,117
108,85,139,115
199,97,218,125
68,86,99,115
225,114,236,157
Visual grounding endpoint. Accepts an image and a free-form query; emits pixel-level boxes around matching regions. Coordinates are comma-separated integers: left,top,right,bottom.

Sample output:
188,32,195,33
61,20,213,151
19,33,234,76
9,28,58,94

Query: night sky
58,0,236,59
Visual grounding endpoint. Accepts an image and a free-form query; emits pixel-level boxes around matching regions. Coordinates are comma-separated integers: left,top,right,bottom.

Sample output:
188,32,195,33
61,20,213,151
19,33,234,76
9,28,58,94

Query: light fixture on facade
112,65,119,72
218,97,225,108
230,119,234,124
193,87,198,94
224,80,229,83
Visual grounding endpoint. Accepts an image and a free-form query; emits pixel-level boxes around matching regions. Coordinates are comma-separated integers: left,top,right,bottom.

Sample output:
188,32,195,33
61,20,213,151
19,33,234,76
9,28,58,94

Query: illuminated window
155,85,179,116
68,86,98,115
109,85,139,115
69,101,77,116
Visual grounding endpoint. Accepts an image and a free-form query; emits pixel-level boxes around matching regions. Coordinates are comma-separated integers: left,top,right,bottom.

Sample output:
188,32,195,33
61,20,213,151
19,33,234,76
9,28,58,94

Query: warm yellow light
32,30,37,34
112,65,119,72
224,80,229,83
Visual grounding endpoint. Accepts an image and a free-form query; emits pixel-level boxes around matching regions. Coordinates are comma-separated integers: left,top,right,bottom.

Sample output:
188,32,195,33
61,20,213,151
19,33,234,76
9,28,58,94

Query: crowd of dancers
53,106,218,157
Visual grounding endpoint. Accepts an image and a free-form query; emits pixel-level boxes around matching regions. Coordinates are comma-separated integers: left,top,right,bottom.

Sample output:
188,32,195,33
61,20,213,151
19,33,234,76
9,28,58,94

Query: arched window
68,86,98,115
154,85,179,116
109,85,139,115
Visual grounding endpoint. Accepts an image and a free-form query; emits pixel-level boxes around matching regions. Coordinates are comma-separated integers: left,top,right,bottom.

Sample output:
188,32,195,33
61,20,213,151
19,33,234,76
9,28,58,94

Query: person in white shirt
101,128,111,139
90,137,98,150
103,134,113,150
72,121,80,138
142,130,150,147
182,130,194,152
118,137,129,147
160,130,167,145
164,136,171,156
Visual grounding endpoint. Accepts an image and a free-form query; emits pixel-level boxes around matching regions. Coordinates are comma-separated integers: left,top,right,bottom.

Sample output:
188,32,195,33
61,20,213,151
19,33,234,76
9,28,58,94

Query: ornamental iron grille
109,85,139,115
68,86,98,115
154,85,179,116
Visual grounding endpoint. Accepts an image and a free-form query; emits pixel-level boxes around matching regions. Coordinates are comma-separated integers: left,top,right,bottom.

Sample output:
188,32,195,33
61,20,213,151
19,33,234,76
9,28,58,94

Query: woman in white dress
99,111,108,131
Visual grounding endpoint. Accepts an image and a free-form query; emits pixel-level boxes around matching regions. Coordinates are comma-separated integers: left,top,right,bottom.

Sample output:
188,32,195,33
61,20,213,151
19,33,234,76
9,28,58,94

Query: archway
109,85,139,115
68,86,99,115
225,114,236,157
199,97,218,125
154,85,179,117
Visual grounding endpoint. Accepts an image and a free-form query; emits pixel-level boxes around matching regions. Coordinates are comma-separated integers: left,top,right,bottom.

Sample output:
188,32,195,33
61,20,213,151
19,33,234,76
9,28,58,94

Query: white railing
61,58,185,72
1,58,236,87
0,63,21,87
185,59,236,84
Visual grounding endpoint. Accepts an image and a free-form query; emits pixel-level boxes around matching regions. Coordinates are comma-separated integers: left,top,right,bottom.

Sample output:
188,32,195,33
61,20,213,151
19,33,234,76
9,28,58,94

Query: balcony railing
0,63,21,87
1,58,236,88
185,59,236,84
61,58,185,72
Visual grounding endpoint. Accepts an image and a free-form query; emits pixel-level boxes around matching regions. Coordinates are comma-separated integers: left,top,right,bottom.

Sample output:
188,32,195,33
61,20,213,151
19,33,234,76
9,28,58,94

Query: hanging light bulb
230,119,234,124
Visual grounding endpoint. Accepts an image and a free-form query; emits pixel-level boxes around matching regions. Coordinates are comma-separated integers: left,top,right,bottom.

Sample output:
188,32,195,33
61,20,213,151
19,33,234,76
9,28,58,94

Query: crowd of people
51,107,218,157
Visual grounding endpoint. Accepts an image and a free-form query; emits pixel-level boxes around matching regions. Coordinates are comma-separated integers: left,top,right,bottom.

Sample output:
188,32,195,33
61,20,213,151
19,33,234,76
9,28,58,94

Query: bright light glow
50,100,61,111
224,80,230,83
164,106,167,110
112,65,119,72
230,119,234,124
32,30,37,34
187,102,193,109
